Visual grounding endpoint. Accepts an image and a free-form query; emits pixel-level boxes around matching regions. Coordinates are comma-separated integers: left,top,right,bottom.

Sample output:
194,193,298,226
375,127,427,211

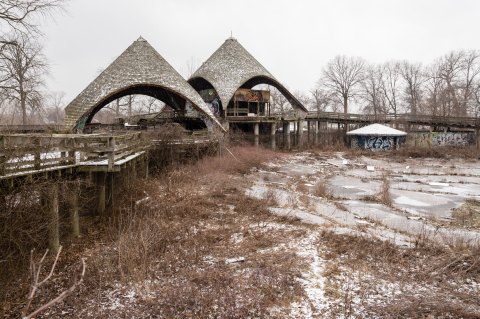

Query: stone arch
189,37,308,116
238,75,304,112
64,37,224,132
80,84,203,127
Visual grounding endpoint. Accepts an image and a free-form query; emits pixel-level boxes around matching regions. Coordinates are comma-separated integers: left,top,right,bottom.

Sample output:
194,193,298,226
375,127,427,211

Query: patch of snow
394,196,431,207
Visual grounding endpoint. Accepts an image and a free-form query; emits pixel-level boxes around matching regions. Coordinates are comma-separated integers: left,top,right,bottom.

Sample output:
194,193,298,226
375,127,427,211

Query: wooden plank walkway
305,112,480,129
0,132,147,179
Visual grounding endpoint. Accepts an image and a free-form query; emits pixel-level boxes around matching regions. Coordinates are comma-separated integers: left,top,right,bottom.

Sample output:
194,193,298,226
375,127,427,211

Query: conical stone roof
190,38,307,112
64,37,224,131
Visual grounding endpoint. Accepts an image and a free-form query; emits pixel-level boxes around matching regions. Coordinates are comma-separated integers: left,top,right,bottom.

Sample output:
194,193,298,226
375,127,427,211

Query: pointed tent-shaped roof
189,37,307,113
347,124,407,136
64,37,224,131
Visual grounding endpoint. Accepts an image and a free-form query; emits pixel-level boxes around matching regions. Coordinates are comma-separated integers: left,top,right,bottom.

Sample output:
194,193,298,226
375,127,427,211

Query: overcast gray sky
42,0,480,103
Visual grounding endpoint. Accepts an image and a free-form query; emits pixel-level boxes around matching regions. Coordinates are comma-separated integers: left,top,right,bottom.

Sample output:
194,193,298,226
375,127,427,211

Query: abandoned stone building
64,36,306,134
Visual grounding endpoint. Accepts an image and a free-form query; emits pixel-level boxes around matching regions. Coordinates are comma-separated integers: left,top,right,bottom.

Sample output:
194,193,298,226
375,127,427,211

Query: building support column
254,123,260,136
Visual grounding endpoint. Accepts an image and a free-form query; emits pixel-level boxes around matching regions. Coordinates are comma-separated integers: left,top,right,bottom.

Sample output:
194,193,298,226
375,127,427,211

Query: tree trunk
21,92,27,125
343,95,348,114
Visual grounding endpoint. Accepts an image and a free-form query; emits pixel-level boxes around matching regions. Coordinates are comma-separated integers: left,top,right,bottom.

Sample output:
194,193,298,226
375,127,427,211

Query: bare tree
381,61,402,118
320,55,365,114
0,0,64,39
458,50,480,116
270,87,289,114
293,90,311,110
400,61,424,115
44,90,65,124
309,88,331,113
437,51,463,116
137,96,164,114
362,64,386,119
473,81,480,118
0,32,48,124
424,62,445,117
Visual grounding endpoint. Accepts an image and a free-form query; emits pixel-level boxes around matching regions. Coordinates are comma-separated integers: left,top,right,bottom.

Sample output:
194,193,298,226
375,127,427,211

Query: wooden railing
0,132,146,178
305,112,480,128
0,124,67,133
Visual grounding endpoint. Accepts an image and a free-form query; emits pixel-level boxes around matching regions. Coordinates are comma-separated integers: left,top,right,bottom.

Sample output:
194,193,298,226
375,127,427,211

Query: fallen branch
21,246,87,319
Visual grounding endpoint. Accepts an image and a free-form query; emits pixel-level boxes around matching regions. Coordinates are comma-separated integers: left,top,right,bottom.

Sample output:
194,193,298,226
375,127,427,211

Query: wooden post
34,138,41,170
106,173,114,215
131,159,137,180
44,183,60,252
70,181,80,238
284,122,291,150
476,128,480,151
254,123,260,136
144,153,149,179
96,172,106,216
108,137,115,172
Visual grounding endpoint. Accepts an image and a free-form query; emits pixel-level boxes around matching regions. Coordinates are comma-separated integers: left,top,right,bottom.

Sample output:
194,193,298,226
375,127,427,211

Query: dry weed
319,230,480,318
313,179,331,198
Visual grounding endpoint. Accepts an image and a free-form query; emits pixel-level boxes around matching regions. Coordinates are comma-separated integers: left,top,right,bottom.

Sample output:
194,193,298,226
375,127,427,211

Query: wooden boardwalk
0,132,146,179
305,112,480,129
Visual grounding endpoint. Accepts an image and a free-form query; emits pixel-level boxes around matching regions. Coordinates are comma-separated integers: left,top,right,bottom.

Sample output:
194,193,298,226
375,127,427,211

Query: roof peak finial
228,31,236,41
136,36,146,42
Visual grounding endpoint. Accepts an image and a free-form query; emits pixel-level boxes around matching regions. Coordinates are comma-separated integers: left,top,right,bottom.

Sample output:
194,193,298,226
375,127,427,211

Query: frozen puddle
394,195,432,207
246,152,480,247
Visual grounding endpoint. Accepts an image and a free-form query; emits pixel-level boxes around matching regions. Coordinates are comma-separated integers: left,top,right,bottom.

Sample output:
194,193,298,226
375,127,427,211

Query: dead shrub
379,172,392,206
314,179,331,198
319,230,480,318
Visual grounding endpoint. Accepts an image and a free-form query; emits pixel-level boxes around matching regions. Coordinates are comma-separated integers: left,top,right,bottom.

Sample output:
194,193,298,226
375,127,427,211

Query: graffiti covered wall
351,136,397,150
406,132,475,147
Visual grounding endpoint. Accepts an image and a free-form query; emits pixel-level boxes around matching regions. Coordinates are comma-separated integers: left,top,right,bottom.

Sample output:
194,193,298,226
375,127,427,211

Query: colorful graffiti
234,88,270,103
406,132,475,147
351,136,397,150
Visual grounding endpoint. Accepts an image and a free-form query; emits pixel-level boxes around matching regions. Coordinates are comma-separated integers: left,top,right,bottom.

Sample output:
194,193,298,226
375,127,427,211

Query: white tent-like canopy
347,124,407,136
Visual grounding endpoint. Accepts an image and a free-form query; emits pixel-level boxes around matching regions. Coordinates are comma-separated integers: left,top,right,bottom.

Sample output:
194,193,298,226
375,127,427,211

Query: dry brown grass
1,145,304,318
319,230,480,318
379,172,392,206
452,199,480,228
313,179,332,198
391,145,479,160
